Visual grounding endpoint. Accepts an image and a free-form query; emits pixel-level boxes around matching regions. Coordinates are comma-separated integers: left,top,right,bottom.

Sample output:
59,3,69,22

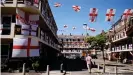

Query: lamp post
83,23,88,37
83,23,88,56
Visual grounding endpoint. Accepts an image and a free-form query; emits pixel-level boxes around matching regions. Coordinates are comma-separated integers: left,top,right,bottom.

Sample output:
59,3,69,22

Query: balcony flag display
105,9,116,21
72,5,81,12
89,8,98,22
16,8,39,36
12,38,39,57
34,0,39,7
54,2,61,7
122,9,133,20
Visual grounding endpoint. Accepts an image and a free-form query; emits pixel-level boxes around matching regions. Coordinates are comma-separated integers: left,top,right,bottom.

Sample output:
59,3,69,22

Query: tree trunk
101,45,105,73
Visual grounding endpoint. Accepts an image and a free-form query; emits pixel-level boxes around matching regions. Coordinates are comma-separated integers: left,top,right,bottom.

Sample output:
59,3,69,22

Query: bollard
98,63,100,71
46,65,50,75
114,66,117,75
60,63,63,73
22,63,26,75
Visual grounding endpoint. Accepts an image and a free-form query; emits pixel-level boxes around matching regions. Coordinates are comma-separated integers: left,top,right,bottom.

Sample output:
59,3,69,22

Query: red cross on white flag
34,0,39,7
64,25,68,28
12,38,39,57
72,5,81,12
89,28,96,32
54,2,61,7
105,9,116,21
72,27,76,30
16,8,39,36
89,8,98,22
122,9,133,20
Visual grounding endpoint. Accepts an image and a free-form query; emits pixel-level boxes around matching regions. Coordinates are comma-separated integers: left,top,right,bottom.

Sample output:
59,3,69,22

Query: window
78,39,80,41
2,15,12,35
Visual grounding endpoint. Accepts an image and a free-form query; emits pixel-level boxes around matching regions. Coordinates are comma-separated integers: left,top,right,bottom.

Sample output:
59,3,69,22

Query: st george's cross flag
12,38,39,57
54,2,61,7
90,28,96,32
72,27,76,30
122,9,133,20
89,8,98,22
105,9,116,21
64,25,68,28
72,5,81,12
16,8,39,36
34,0,39,7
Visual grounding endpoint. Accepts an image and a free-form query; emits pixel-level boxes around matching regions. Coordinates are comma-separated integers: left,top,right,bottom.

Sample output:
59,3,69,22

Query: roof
58,35,86,39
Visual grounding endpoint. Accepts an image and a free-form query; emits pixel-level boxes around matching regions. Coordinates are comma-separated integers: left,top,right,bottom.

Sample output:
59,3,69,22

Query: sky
48,0,133,36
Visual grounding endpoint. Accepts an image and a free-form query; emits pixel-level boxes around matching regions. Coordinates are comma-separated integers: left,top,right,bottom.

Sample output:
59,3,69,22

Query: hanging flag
16,8,39,36
122,9,133,20
105,9,116,21
89,28,96,32
34,0,39,7
64,25,68,28
54,2,61,7
72,5,81,12
89,8,98,22
12,38,39,57
72,27,76,30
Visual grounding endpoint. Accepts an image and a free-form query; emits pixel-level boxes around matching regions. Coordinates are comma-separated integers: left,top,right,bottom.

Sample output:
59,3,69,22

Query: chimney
82,33,83,36
62,33,63,35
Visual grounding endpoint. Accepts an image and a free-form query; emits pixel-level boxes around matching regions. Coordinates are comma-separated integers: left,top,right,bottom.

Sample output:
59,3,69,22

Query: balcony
126,18,133,37
1,0,40,13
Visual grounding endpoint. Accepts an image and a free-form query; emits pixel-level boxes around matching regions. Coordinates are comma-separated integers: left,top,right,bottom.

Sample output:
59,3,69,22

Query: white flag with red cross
105,9,116,21
12,38,39,57
89,8,98,22
72,27,76,30
64,25,68,28
122,9,133,20
72,5,81,12
34,0,39,7
54,2,61,7
16,8,39,36
89,28,96,32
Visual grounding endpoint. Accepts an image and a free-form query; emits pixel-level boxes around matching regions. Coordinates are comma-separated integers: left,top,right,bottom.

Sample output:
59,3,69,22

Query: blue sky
48,0,133,36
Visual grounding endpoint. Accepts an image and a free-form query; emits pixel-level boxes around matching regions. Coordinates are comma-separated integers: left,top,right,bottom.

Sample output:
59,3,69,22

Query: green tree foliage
86,33,107,50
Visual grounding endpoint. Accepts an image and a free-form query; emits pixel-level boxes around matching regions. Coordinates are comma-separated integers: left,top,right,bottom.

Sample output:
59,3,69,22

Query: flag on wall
12,38,39,57
105,9,116,21
72,5,81,12
34,0,39,7
54,2,61,7
89,8,98,22
122,9,133,20
16,8,39,36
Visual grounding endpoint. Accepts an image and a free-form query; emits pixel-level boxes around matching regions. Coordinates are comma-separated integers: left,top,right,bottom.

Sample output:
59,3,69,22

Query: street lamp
83,23,88,37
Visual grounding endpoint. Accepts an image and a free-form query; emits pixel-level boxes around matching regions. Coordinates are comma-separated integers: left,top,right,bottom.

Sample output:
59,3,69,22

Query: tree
86,33,107,73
